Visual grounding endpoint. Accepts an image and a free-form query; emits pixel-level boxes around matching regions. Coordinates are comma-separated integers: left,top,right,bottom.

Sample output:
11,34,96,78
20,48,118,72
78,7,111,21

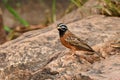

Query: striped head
57,23,68,32
57,23,68,37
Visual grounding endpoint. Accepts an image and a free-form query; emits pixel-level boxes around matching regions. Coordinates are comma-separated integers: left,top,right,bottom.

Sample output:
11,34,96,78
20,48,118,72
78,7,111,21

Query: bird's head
57,23,68,32
57,23,68,37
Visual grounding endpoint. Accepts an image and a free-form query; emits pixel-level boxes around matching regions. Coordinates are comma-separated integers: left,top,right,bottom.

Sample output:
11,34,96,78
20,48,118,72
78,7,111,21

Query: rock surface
0,14,119,80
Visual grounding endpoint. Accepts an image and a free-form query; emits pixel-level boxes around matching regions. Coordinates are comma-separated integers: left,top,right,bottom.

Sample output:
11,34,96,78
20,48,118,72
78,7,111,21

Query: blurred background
0,0,119,44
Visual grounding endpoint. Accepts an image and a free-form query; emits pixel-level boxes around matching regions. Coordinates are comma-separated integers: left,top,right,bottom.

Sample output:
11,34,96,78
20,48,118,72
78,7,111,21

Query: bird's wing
65,34,94,51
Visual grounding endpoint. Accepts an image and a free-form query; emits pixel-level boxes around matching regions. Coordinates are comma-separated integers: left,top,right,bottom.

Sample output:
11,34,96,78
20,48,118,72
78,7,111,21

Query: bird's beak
57,26,61,30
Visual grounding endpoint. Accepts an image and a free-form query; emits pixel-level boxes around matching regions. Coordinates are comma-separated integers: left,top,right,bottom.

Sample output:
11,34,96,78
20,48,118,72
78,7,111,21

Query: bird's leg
70,49,76,56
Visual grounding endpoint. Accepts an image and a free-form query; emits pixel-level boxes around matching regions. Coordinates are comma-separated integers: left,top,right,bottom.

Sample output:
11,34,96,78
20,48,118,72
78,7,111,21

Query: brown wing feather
65,32,94,52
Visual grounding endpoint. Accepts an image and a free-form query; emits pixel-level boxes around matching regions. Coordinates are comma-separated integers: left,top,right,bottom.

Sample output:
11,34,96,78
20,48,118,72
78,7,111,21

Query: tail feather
88,47,105,59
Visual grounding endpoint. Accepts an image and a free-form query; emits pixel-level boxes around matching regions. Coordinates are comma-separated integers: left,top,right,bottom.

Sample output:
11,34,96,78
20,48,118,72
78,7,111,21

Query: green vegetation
100,0,120,16
4,26,12,32
52,0,56,22
3,0,29,28
70,0,88,7
5,5,29,27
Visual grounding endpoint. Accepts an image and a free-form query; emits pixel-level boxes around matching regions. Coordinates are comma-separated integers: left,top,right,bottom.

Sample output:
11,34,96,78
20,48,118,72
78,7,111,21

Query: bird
57,23,104,58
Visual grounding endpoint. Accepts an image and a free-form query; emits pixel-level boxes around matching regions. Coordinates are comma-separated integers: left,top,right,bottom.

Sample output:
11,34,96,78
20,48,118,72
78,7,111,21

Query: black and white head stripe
57,23,68,30
57,23,68,36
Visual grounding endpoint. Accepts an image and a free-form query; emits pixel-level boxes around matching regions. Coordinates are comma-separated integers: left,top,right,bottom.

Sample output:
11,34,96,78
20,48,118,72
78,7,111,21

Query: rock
0,9,120,80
